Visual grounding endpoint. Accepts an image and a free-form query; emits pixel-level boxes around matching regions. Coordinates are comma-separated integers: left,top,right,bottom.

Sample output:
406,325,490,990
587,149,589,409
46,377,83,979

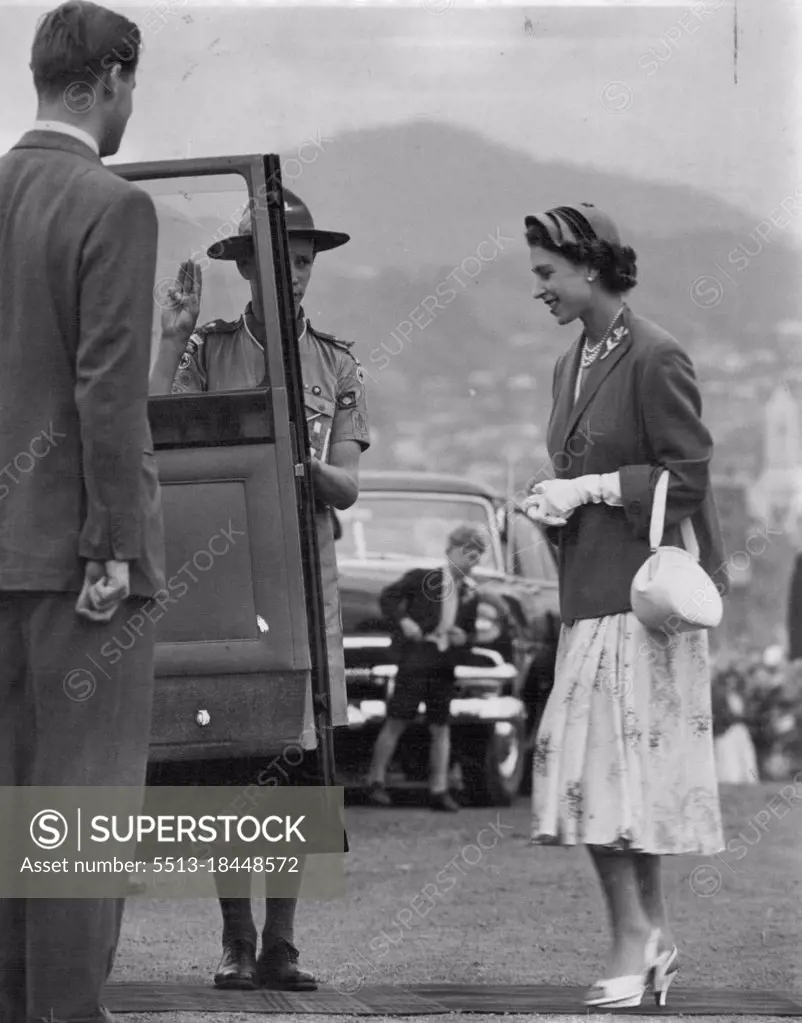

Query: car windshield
336,493,500,571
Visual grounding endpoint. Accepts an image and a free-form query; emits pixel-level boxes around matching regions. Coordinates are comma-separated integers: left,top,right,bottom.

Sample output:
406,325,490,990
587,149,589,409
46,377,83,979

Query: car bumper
344,642,526,728
344,695,527,728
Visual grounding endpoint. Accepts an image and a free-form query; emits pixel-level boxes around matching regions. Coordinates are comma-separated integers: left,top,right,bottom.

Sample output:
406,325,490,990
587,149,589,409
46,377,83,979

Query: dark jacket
546,306,727,624
0,130,165,596
380,566,480,652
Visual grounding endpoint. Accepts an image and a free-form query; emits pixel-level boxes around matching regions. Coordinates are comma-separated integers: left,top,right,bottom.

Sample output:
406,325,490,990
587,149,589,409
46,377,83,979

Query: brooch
599,325,629,361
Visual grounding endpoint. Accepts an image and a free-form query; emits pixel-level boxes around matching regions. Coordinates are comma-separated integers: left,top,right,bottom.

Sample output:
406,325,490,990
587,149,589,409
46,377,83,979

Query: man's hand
400,617,423,641
448,626,467,647
76,560,130,623
307,441,360,510
160,259,202,340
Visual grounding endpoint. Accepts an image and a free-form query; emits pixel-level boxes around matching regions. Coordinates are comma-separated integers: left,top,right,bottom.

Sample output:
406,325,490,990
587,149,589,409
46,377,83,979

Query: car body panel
334,471,561,798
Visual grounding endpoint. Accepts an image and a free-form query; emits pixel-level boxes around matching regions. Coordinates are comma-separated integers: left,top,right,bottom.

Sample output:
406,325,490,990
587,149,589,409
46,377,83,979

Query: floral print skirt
531,612,724,855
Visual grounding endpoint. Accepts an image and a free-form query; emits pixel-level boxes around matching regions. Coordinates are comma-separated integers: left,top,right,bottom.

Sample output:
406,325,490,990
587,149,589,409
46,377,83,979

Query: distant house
748,384,802,544
744,383,802,654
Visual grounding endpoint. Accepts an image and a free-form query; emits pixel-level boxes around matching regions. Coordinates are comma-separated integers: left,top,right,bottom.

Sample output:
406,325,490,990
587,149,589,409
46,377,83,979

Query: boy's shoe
366,782,392,807
430,791,460,812
257,938,318,990
213,938,258,990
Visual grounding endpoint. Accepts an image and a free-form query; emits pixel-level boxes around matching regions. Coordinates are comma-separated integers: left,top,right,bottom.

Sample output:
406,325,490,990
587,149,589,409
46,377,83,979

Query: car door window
138,174,263,395
510,513,557,583
336,494,501,572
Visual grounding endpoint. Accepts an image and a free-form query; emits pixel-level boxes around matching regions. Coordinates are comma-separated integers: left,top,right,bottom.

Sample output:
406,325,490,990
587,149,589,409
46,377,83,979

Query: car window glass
511,512,557,581
337,494,500,572
134,174,258,394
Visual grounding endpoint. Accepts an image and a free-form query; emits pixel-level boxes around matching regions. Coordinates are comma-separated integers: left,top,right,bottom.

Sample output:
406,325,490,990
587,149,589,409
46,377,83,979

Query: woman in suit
522,204,726,1009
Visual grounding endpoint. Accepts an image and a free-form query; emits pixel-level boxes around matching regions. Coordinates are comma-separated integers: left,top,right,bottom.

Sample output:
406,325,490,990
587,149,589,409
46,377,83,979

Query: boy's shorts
386,640,455,726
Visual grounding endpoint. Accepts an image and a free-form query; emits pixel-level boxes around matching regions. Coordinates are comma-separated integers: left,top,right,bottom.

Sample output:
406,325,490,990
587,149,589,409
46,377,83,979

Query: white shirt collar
33,120,99,157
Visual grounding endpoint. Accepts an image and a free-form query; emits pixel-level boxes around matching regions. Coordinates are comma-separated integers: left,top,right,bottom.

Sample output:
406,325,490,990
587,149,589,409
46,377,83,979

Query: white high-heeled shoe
649,942,680,1007
583,929,659,1009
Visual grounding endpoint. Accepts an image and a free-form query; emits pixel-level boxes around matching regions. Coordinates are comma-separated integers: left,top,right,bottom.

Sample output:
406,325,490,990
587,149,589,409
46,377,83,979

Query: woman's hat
208,186,350,261
524,203,622,248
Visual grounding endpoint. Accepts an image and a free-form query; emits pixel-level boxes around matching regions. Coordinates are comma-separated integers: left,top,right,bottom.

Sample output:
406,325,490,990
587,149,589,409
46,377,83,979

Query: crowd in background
711,647,802,782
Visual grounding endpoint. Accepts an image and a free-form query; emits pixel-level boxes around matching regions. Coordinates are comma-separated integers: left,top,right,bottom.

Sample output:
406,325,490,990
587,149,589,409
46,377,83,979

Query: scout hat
208,186,350,261
524,203,622,248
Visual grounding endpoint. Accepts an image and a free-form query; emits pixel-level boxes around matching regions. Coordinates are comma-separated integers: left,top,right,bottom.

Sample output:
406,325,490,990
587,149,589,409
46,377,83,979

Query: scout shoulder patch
338,390,357,409
352,410,369,437
177,332,204,370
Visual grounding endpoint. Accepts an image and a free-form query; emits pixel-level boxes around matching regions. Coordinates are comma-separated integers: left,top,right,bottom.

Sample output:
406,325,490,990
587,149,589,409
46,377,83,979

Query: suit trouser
0,592,156,1023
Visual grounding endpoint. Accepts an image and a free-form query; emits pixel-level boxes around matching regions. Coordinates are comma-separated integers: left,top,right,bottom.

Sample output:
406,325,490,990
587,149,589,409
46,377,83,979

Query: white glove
523,488,570,527
523,474,622,525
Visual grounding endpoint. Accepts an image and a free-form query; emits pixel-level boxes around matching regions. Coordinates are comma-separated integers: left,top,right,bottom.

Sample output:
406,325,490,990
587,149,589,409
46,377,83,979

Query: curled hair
525,219,638,295
31,0,141,99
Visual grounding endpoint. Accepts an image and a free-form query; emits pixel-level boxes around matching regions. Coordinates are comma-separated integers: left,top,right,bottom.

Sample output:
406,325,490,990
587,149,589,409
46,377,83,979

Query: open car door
111,156,334,782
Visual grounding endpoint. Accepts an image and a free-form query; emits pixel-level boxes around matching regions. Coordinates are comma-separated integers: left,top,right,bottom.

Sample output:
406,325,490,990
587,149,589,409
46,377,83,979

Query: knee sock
263,897,298,949
219,898,257,948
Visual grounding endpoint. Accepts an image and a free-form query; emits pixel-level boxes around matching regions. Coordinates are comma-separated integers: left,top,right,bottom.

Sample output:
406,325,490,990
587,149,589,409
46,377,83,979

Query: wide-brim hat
208,186,350,261
524,203,622,248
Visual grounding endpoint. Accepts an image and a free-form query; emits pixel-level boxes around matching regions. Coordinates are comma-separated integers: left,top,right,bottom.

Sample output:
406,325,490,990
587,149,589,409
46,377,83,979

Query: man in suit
366,524,488,812
0,4,164,1020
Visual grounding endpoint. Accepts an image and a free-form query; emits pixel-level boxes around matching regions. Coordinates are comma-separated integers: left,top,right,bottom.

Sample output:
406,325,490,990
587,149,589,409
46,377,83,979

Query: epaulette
308,323,355,354
194,317,241,336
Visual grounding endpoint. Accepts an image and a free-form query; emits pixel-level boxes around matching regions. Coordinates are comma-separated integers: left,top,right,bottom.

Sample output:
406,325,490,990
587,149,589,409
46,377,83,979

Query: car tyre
461,720,525,806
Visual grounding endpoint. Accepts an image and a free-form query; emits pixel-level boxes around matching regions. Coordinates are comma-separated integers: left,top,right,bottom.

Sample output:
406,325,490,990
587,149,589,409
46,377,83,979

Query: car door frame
111,154,336,783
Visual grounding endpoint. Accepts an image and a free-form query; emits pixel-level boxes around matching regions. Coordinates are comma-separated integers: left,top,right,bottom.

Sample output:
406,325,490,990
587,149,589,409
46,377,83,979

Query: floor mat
103,982,802,1015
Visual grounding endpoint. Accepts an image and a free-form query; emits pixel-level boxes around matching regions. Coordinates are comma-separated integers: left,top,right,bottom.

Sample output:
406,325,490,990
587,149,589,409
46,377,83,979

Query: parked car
332,470,561,805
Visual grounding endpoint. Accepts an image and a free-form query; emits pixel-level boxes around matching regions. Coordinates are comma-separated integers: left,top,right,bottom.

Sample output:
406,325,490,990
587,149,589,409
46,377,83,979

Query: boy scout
150,187,370,991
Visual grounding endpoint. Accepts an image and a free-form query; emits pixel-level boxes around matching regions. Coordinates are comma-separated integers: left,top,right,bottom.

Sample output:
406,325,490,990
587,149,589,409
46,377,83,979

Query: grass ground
112,783,802,1022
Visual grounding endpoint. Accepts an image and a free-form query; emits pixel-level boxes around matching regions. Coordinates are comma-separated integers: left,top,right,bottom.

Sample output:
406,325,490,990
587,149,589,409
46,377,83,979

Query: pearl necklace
580,305,625,370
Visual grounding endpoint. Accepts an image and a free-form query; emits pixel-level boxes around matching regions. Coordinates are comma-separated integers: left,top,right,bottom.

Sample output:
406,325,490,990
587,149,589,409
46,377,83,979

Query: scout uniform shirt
171,304,371,744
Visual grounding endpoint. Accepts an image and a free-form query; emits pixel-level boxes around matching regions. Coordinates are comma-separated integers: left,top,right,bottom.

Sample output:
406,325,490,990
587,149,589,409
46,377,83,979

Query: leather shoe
213,938,258,990
257,938,318,990
430,791,460,812
366,782,392,807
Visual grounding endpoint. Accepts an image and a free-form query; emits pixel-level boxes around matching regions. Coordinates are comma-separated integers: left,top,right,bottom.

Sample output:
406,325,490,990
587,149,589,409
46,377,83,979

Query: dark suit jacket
546,305,727,624
0,130,165,596
380,566,480,655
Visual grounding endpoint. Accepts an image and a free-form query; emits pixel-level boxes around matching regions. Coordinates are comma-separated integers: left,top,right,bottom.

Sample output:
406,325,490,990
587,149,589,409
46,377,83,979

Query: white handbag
630,470,723,634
